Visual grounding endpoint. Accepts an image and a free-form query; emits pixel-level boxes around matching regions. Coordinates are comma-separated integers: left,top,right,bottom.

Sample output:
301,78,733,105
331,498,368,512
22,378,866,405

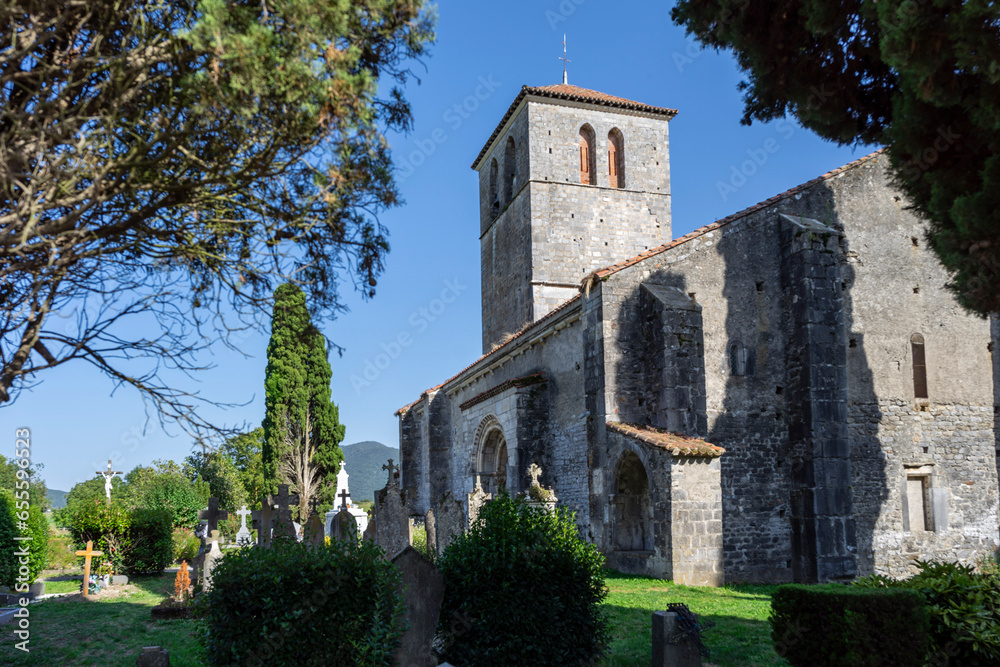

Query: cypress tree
262,284,345,509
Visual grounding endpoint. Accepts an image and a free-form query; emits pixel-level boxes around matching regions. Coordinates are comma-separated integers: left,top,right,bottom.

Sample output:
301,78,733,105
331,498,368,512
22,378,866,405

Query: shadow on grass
0,571,206,667
600,605,785,667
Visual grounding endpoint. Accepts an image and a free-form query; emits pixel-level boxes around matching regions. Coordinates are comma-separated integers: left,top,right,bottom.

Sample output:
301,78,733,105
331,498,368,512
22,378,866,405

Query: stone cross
198,497,228,536
528,463,543,487
272,484,300,540
383,459,399,488
96,460,123,503
234,505,253,546
75,540,103,598
339,488,351,509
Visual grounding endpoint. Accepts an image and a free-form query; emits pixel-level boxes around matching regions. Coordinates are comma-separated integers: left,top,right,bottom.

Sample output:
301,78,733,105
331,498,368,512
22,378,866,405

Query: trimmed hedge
770,583,928,667
435,492,610,667
201,538,406,667
0,489,49,588
855,560,1000,665
127,508,173,574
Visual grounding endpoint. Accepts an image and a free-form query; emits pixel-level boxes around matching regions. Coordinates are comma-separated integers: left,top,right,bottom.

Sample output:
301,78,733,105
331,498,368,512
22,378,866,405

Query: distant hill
341,441,398,502
47,488,68,510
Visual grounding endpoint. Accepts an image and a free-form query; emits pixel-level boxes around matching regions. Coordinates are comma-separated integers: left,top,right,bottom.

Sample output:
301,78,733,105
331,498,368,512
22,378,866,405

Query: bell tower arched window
608,128,624,188
579,125,596,185
503,137,517,203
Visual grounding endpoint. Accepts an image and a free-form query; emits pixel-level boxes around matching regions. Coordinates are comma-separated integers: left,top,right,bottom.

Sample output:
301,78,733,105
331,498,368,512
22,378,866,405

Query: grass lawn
600,571,786,667
0,573,203,666
1,569,784,666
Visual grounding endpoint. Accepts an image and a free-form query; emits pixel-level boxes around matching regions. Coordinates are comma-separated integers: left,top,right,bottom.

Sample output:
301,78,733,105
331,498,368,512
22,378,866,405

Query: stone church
395,82,1000,585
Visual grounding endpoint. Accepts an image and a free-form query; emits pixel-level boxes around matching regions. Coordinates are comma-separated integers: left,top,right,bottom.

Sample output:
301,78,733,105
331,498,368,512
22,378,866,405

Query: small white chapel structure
324,461,369,537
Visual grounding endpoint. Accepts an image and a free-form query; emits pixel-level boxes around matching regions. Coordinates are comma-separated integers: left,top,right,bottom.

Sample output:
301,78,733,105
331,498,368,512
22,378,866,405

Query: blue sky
8,0,877,493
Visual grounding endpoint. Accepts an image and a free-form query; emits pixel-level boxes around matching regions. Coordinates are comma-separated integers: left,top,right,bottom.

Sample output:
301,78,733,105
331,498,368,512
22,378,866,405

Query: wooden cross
383,459,399,487
75,540,103,599
198,497,229,535
339,487,351,509
528,463,543,487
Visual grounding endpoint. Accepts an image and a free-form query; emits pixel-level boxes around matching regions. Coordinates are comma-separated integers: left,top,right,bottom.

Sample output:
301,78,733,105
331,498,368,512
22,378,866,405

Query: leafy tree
0,0,435,440
262,283,345,514
124,460,209,529
0,455,49,512
671,1,1000,314
219,428,266,505
184,451,247,512
56,476,124,528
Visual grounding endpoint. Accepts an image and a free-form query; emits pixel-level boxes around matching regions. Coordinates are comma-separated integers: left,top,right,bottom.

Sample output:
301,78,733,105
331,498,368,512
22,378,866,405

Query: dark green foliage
671,1,1000,315
201,538,406,667
262,283,345,507
125,459,209,529
855,560,1000,665
435,493,610,667
770,583,928,666
172,528,201,563
126,508,174,575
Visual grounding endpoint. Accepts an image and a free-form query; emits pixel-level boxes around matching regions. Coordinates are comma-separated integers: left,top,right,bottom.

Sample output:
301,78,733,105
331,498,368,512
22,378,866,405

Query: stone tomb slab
391,546,445,667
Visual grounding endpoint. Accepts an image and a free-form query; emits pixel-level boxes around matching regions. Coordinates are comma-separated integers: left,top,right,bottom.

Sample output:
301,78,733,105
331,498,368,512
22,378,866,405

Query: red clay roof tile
607,422,726,457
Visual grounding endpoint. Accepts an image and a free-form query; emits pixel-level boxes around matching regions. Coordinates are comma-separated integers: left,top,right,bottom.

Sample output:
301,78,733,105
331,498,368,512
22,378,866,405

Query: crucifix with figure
96,460,123,503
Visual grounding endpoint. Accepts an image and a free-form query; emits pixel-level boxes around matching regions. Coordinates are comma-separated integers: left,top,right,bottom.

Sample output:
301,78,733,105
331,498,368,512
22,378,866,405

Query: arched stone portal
475,418,508,495
613,451,652,552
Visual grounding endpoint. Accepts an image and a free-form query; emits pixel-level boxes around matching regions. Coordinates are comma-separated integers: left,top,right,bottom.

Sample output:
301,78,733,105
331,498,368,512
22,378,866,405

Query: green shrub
127,508,173,574
975,546,1000,580
855,560,1000,665
172,527,201,562
0,490,50,588
410,524,433,560
770,583,928,666
46,529,78,571
435,492,610,667
202,538,406,667
70,499,132,574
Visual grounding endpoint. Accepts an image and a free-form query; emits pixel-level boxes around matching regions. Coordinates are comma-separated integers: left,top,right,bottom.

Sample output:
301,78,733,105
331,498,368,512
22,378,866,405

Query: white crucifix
235,505,253,547
96,459,123,502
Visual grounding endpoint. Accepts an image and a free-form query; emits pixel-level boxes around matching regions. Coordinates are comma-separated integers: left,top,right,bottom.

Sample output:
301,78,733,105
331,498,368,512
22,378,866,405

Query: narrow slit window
503,136,517,203
579,125,596,185
911,334,928,399
906,476,930,531
489,158,499,217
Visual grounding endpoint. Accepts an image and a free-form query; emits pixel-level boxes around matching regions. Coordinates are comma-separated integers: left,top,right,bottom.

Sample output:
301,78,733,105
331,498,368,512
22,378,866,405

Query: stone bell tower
473,83,677,352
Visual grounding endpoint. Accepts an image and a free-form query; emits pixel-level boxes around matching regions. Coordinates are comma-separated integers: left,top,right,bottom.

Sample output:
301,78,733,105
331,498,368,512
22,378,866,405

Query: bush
0,489,49,587
70,499,131,574
855,560,1000,665
127,508,173,574
202,538,406,667
172,527,201,563
770,583,928,666
410,524,433,560
435,492,609,667
46,530,78,571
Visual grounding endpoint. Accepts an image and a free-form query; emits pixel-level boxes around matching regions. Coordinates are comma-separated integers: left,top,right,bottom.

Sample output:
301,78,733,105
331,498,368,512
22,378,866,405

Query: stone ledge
607,422,725,458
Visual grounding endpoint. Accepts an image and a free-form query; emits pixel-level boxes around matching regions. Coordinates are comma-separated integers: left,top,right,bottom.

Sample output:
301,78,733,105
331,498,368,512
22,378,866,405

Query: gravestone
524,463,558,513
374,459,410,558
467,475,492,526
434,493,465,557
424,508,436,554
652,610,702,667
136,645,170,667
329,507,358,541
303,511,326,546
252,501,273,547
234,505,253,546
271,485,300,542
200,531,224,591
112,575,129,586
391,546,445,667
198,497,228,537
362,519,376,542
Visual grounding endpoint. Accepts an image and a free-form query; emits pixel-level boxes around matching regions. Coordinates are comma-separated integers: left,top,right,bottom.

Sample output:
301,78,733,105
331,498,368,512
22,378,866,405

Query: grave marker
75,540,102,599
391,546,445,667
234,505,253,546
434,493,465,557
198,497,229,537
